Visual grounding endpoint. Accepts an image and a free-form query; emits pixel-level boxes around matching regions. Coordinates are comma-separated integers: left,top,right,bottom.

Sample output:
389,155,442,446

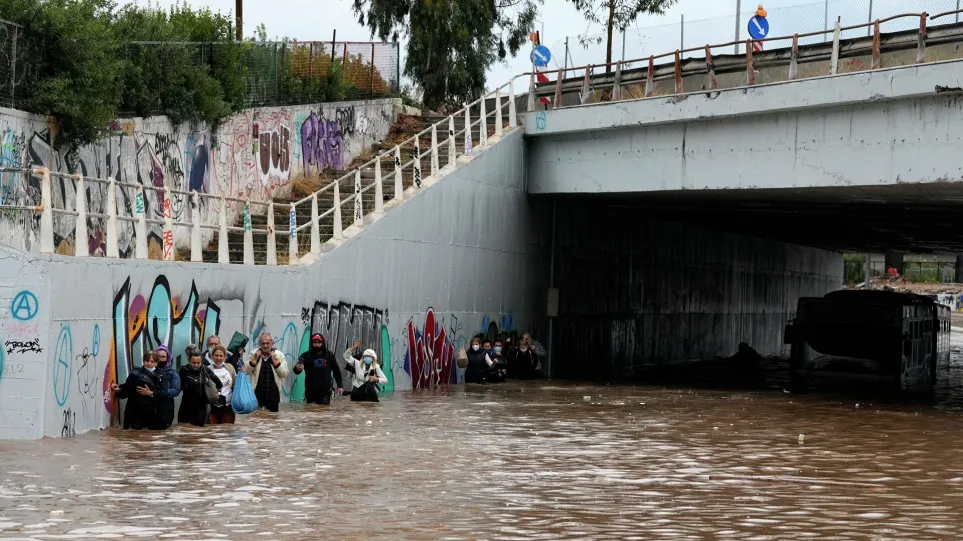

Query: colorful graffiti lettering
111,276,221,388
405,308,456,390
257,126,292,185
300,112,344,174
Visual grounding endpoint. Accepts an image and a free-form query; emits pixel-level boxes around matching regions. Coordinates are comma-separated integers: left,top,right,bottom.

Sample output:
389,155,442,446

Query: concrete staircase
198,113,478,265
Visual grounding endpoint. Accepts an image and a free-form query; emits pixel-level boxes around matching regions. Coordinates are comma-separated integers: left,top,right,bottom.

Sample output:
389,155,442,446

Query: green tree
0,0,124,149
569,0,678,72
352,0,540,109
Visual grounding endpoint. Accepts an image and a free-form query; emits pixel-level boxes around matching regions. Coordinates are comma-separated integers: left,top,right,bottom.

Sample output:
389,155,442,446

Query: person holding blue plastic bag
245,332,289,412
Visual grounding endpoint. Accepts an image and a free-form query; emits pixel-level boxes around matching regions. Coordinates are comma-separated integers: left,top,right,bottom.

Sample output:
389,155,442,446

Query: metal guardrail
526,9,963,107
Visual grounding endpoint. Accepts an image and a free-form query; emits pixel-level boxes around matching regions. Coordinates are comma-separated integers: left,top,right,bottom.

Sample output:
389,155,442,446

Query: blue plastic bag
231,371,259,414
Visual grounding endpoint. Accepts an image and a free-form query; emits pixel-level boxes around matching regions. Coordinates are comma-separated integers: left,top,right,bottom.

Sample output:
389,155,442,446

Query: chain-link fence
0,22,400,112
548,0,962,70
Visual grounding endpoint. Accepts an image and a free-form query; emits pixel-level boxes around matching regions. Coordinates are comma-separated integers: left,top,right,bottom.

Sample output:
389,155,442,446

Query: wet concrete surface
5,349,963,539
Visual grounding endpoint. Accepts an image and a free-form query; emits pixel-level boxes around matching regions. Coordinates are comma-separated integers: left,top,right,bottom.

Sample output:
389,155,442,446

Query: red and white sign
752,41,764,52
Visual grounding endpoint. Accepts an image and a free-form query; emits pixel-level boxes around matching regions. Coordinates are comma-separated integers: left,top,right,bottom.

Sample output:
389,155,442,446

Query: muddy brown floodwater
6,361,963,540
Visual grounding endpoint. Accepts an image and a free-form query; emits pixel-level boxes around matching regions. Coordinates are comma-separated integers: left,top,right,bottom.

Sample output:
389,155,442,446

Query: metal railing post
242,199,254,265
218,194,228,264
830,17,841,75
162,186,174,261
674,52,683,93
353,169,363,228
494,87,504,136
430,124,439,176
789,35,799,80
375,155,384,214
74,174,88,257
447,116,456,168
266,202,277,266
872,21,881,69
479,95,488,147
706,45,719,89
332,182,343,242
580,65,593,104
289,204,299,265
106,177,119,258
39,168,54,254
508,80,517,129
527,73,536,112
190,190,202,262
310,193,321,253
394,146,403,201
746,40,755,85
413,135,423,187
464,107,473,155
917,13,928,63
612,61,623,100
645,57,654,97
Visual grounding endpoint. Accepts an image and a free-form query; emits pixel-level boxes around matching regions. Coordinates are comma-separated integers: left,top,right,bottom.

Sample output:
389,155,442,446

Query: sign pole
734,0,742,54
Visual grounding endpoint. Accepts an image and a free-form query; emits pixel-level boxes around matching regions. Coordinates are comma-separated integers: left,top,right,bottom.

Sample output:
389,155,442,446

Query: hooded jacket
343,348,387,390
293,337,343,398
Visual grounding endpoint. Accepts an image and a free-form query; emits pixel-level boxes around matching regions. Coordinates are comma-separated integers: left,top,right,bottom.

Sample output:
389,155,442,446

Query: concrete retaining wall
549,202,842,378
0,129,544,440
0,99,400,256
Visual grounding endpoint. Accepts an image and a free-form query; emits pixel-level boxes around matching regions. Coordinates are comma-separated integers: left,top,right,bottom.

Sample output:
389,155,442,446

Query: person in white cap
344,339,387,402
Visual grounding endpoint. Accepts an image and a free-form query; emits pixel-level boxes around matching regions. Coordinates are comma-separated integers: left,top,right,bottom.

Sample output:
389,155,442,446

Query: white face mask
519,346,528,352
471,345,480,351
145,366,156,373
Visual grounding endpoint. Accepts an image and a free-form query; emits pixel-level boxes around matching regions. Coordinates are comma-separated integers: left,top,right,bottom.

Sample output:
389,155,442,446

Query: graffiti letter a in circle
10,290,38,321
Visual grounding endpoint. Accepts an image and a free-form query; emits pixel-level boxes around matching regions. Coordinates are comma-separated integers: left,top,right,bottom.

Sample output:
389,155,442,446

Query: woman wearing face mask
110,351,163,430
344,339,387,402
464,336,493,384
207,345,237,425
178,348,223,427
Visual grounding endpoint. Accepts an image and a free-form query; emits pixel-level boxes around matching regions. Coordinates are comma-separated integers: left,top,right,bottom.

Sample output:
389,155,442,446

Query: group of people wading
111,332,386,430
112,328,541,430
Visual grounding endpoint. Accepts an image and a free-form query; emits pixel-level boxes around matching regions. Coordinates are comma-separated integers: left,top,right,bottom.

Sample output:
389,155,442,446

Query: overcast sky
129,0,946,92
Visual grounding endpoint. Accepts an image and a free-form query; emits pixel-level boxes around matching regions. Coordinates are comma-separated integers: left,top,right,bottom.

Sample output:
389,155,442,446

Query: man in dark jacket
293,333,343,405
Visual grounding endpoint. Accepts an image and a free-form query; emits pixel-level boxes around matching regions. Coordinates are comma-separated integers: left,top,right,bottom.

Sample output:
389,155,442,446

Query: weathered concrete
525,59,963,194
548,202,842,379
0,129,545,440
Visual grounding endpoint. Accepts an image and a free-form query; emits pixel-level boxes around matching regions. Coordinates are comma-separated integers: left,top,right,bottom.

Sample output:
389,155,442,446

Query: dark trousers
306,391,332,405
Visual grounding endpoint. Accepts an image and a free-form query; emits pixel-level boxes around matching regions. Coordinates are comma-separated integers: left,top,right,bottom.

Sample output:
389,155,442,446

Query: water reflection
4,357,963,539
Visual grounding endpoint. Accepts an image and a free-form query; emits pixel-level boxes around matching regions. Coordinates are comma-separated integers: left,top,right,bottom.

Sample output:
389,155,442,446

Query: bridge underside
555,182,963,254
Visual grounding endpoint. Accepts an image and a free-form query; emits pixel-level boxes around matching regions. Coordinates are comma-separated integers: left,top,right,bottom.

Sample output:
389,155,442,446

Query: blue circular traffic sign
530,45,551,67
748,16,769,40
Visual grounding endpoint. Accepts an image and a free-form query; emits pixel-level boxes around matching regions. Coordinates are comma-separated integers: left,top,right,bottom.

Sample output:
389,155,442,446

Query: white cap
362,349,378,361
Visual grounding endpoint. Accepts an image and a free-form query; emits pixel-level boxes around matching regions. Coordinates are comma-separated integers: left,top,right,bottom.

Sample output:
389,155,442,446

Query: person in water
343,340,387,402
207,345,237,425
465,337,493,384
245,332,289,412
153,345,181,429
178,347,223,427
293,333,344,405
110,351,163,430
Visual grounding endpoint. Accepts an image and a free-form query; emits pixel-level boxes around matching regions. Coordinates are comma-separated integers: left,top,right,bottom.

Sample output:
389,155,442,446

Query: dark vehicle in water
784,290,950,392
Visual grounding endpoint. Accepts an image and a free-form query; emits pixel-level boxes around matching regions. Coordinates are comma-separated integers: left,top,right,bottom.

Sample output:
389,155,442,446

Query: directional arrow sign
748,15,769,41
530,45,551,67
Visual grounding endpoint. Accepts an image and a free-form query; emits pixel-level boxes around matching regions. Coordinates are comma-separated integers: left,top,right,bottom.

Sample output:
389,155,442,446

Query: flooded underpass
6,356,963,540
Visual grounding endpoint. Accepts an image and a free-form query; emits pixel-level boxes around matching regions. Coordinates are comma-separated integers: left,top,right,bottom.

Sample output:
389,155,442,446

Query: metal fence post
10,26,17,108
868,0,874,35
190,190,202,262
527,73,536,112
106,177,119,258
830,17,841,75
266,201,277,266
74,174,88,257
370,42,375,98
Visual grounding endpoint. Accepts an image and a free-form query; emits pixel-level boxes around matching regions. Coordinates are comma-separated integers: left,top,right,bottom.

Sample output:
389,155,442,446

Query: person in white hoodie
343,339,387,402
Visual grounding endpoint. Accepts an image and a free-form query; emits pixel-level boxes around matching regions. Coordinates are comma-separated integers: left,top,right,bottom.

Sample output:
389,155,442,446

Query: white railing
0,80,520,265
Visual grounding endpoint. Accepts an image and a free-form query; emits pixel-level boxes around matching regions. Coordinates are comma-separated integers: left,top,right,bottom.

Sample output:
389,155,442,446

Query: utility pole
235,0,243,41
734,0,741,54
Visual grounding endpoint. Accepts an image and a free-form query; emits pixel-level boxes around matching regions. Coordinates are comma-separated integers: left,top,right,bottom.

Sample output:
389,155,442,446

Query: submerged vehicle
783,290,950,392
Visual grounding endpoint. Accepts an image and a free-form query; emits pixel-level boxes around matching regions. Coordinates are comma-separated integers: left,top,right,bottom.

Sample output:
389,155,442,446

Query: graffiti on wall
300,112,344,174
405,308,457,390
111,276,222,388
308,300,393,391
